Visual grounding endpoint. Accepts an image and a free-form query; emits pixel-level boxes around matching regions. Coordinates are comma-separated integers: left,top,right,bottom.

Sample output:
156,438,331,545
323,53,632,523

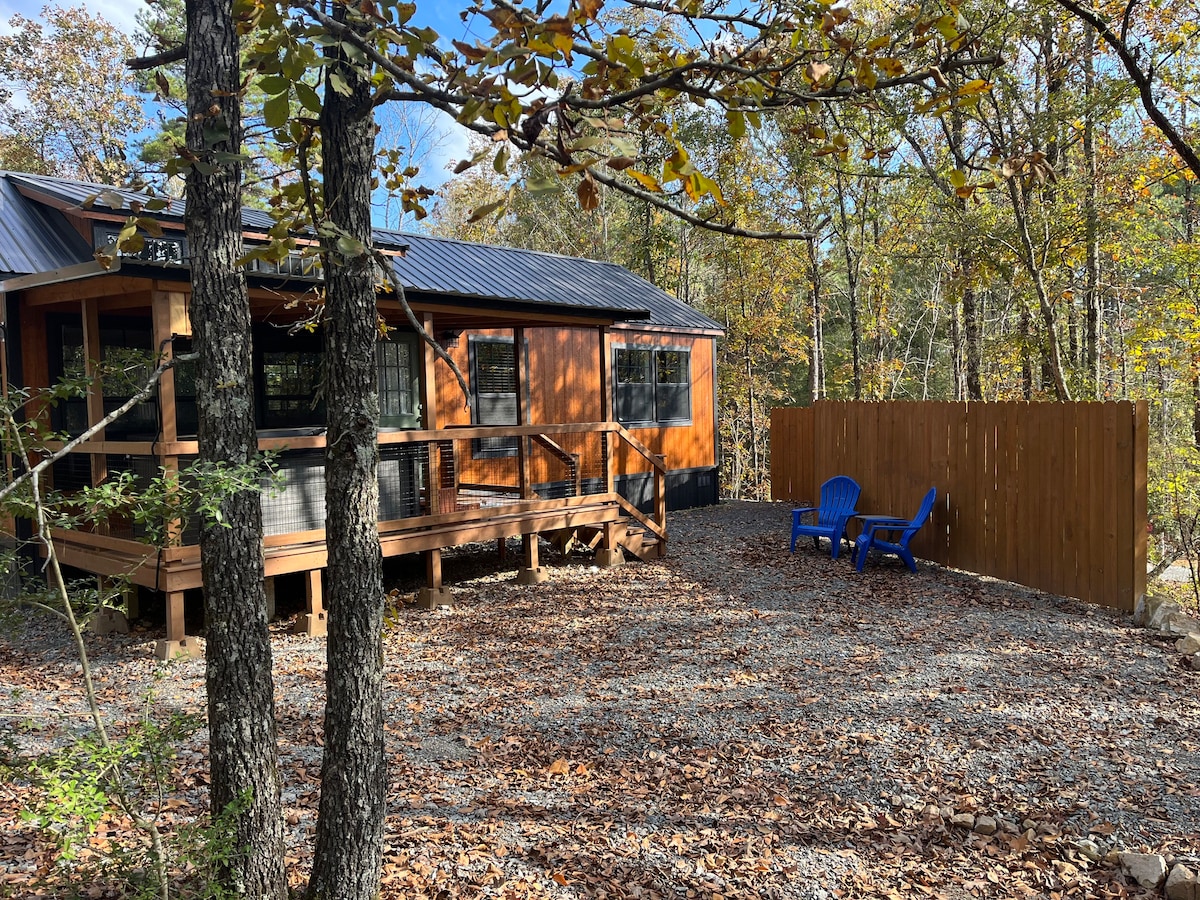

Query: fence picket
769,400,1147,610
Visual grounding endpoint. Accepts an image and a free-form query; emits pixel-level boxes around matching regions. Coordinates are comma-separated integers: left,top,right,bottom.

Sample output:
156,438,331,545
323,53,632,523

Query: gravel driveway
2,500,1198,898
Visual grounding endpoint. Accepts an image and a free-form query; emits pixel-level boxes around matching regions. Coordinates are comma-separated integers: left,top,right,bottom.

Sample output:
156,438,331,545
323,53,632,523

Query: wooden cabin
0,172,722,656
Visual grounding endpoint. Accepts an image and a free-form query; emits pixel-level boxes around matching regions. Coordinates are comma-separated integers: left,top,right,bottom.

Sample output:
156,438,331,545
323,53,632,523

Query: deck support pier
516,533,549,584
596,521,626,568
90,577,131,635
416,548,454,608
264,576,276,622
154,590,200,659
294,569,327,636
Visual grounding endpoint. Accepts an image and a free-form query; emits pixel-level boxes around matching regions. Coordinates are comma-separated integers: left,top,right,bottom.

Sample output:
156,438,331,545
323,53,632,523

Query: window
255,326,325,430
377,335,420,429
48,315,160,439
613,346,691,426
470,337,520,457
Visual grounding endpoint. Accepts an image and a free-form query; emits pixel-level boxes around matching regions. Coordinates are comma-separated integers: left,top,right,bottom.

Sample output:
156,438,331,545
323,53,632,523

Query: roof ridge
378,227,630,270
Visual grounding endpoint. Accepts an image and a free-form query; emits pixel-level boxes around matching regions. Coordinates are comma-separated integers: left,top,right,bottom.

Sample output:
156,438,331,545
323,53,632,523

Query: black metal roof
384,230,720,331
0,172,721,333
0,177,93,277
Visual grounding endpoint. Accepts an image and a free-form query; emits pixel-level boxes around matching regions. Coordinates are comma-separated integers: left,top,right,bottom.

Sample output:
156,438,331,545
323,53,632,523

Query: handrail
47,421,627,456
531,433,581,496
616,495,667,539
612,423,667,474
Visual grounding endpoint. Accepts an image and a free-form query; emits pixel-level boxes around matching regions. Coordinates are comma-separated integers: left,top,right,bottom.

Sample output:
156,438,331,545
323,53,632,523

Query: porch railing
46,421,667,552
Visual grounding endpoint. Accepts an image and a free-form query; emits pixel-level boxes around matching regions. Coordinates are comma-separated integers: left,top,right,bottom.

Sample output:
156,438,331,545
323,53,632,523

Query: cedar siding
0,172,722,653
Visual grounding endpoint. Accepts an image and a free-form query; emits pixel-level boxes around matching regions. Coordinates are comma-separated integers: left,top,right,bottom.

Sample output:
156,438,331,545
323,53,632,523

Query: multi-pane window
377,336,420,429
613,346,691,426
261,350,324,428
470,337,520,457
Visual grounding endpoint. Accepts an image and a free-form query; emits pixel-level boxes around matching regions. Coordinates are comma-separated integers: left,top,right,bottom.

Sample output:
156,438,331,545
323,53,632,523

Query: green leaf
329,72,352,97
263,91,290,129
295,81,322,113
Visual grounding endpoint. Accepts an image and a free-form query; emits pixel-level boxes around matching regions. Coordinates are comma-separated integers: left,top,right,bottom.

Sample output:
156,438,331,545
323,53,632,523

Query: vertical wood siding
770,401,1149,611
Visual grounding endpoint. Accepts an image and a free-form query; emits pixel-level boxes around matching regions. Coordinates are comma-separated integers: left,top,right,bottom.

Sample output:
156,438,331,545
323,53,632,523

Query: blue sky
0,1,482,229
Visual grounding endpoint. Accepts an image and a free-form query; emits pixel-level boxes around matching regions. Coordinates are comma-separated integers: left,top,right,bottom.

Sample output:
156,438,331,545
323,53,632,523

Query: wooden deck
44,421,668,656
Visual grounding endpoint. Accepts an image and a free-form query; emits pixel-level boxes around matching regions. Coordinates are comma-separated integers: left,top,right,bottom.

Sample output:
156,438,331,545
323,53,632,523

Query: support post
264,575,276,622
421,312,442,515
516,532,549,584
416,547,454,607
81,298,107,489
596,521,626,568
294,568,327,636
154,590,200,659
90,576,130,635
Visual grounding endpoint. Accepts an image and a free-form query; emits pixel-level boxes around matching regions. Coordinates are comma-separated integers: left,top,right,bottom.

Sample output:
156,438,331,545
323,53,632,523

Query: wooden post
514,326,532,500
154,590,200,659
516,532,548,584
596,520,626,568
294,568,327,636
81,298,107,488
420,312,441,515
600,328,615,495
416,547,453,607
264,575,276,622
90,576,130,635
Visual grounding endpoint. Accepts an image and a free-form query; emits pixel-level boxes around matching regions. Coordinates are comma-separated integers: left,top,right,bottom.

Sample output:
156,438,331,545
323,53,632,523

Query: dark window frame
612,343,693,428
377,332,421,430
468,335,529,459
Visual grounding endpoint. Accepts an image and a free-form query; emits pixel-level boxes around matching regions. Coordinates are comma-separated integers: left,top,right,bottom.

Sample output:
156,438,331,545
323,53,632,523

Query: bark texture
184,0,286,896
305,13,387,899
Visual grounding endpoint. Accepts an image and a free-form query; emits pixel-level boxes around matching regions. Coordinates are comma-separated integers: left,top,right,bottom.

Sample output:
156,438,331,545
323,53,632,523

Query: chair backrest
899,487,938,545
818,476,861,522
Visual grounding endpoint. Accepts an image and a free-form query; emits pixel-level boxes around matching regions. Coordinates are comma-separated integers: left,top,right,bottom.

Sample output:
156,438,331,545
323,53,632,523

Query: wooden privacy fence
770,401,1148,611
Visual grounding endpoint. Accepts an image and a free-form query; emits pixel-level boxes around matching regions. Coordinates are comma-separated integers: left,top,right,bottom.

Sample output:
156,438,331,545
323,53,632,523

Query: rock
999,819,1020,834
1177,632,1200,655
1166,864,1197,900
1165,612,1200,638
1118,852,1168,889
974,816,998,836
1074,839,1103,862
940,805,955,819
1186,654,1200,672
1141,595,1182,630
951,813,976,829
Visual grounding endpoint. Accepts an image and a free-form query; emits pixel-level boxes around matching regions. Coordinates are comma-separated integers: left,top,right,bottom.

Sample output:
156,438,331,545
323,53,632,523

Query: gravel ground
2,500,1199,898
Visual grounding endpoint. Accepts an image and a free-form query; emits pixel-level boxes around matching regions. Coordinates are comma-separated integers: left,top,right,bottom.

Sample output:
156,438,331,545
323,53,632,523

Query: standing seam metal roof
0,172,721,333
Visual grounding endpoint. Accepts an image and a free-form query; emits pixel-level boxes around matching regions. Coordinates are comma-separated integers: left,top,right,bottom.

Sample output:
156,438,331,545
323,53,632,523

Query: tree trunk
1083,23,1101,394
834,173,862,399
184,0,286,896
306,14,387,900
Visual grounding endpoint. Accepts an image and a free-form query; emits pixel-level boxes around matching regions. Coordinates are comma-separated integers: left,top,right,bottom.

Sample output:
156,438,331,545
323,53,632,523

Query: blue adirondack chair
790,475,861,559
853,487,938,573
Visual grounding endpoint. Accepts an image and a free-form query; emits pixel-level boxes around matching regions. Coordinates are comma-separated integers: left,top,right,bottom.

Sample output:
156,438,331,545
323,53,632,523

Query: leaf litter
1,500,1198,898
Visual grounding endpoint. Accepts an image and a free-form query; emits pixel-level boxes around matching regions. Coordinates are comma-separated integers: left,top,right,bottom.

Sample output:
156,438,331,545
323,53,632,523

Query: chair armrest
861,518,910,539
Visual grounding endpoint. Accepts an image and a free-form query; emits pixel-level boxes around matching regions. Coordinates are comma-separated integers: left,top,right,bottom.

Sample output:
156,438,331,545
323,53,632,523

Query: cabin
0,172,722,656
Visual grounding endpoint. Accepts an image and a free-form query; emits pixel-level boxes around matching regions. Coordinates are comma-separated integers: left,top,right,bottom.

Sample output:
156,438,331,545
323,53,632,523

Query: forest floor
2,500,1199,899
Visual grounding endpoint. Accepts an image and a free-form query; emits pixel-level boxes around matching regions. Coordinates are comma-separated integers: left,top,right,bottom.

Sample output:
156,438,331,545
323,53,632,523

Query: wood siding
433,326,717,479
770,401,1149,611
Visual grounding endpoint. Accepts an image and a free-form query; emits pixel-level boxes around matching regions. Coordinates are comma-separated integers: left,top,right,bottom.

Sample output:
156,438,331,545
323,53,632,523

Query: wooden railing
47,420,669,552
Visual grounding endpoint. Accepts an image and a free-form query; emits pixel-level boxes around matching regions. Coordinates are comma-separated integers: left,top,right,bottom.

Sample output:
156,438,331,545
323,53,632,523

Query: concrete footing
90,607,130,635
415,587,455,609
153,637,202,660
516,566,550,584
595,549,624,568
294,611,327,637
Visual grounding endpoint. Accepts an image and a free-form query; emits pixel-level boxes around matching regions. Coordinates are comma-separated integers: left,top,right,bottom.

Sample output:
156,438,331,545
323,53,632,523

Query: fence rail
770,401,1148,611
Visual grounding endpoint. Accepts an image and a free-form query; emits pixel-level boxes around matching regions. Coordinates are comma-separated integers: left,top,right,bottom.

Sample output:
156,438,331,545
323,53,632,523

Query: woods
2,0,1200,897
